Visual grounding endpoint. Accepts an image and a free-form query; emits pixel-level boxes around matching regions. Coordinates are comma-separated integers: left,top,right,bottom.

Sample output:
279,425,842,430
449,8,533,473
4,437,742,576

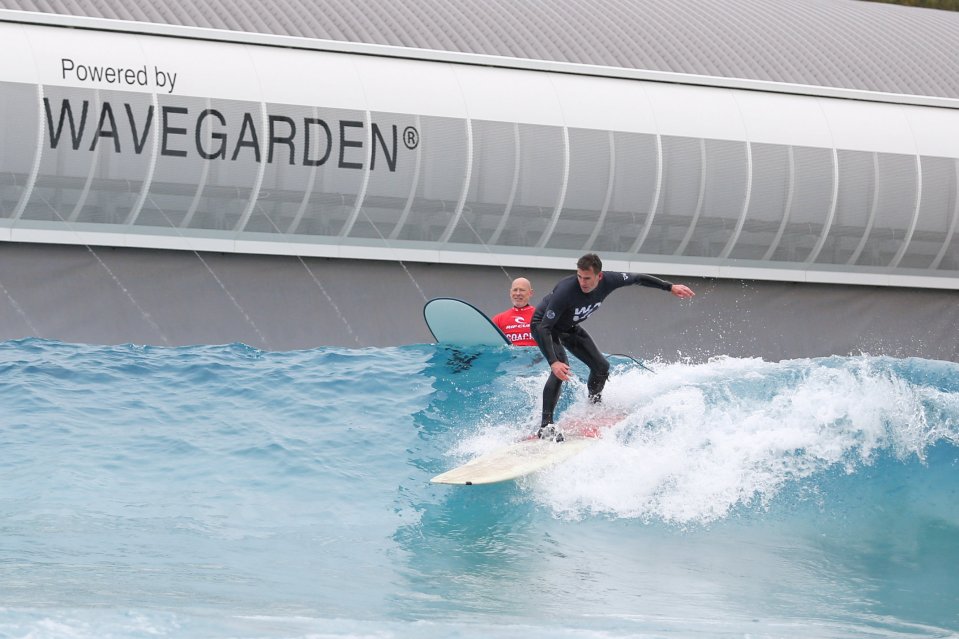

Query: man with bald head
492,277,537,346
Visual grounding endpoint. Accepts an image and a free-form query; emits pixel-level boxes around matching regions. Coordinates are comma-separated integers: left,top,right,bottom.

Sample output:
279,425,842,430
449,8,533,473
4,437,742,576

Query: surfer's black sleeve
533,321,561,365
623,273,673,291
531,295,561,365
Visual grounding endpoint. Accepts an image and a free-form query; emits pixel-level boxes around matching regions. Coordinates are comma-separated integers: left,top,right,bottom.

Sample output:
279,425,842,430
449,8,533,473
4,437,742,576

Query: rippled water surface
1,339,958,638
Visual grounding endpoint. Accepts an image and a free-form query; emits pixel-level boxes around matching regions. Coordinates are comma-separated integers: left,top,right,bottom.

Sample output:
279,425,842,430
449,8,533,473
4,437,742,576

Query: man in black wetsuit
531,253,695,441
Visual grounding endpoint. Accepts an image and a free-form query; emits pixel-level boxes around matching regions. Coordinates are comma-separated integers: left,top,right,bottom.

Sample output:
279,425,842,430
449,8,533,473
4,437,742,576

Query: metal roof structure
2,0,959,100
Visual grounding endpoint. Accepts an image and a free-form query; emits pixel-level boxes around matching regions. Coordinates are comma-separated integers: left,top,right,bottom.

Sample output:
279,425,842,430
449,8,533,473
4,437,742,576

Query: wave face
1,339,957,638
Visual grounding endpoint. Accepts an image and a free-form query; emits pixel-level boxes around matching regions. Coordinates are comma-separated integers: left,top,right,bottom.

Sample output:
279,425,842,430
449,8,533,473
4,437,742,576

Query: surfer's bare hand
551,361,571,381
670,284,695,299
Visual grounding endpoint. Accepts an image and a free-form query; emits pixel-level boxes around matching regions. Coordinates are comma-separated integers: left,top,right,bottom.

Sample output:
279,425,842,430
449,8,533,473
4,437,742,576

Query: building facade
0,2,957,357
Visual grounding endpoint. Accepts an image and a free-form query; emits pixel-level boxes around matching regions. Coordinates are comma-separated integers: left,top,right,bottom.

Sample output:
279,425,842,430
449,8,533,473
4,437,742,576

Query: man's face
576,268,602,293
510,279,532,307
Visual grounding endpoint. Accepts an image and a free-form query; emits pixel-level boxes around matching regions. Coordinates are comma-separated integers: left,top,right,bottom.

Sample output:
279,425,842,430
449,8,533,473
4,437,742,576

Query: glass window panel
0,81,38,219
679,139,749,259
813,149,874,265
849,153,917,267
936,223,959,272
728,143,789,261
590,132,658,254
242,104,330,236
393,116,467,243
348,112,421,241
446,120,517,246
135,95,245,232
492,123,565,248
638,135,702,256
901,156,958,270
288,107,368,238
767,146,835,263
544,128,610,250
178,97,261,233
26,86,145,225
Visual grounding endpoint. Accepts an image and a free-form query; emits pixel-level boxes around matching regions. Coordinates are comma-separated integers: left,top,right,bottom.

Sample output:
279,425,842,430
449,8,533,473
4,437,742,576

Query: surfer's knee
596,358,610,377
587,363,609,401
589,359,610,383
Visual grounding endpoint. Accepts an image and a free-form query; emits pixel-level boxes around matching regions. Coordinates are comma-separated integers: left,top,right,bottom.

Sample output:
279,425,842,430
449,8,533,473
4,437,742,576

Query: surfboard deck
423,297,508,346
430,436,595,485
431,412,625,486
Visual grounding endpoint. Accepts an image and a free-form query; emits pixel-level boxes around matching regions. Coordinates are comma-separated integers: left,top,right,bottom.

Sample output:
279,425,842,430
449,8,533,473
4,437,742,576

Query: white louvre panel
645,84,747,142
550,73,657,134
250,48,367,110
355,55,467,119
907,105,959,158
453,65,565,126
821,99,918,155
0,21,35,83
735,91,833,148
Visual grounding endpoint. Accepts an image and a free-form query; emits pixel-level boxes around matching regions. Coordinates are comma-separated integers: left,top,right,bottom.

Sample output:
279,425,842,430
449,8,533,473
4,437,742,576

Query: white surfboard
430,435,595,485
423,297,508,347
431,412,625,485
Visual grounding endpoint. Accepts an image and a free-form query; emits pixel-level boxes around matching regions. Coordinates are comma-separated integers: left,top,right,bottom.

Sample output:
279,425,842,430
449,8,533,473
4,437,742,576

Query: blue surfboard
423,298,509,346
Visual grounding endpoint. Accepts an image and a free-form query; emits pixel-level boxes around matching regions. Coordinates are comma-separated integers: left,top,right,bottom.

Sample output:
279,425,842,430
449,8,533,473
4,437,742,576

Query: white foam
519,356,955,524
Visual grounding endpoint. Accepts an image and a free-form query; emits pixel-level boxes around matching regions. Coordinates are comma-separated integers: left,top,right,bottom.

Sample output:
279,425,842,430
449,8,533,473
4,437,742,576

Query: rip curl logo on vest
513,316,525,324
573,302,601,322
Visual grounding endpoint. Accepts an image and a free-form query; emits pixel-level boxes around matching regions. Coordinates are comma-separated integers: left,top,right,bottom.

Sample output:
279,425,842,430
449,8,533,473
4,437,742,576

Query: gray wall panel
0,243,956,362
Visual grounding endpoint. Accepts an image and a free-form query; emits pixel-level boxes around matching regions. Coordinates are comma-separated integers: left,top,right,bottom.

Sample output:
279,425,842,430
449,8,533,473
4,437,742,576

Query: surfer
531,253,695,441
491,277,537,346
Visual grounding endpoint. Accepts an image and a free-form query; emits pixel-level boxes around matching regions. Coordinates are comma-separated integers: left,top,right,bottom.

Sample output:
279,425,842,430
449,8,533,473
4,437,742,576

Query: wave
446,353,959,526
3,339,959,636
4,338,958,530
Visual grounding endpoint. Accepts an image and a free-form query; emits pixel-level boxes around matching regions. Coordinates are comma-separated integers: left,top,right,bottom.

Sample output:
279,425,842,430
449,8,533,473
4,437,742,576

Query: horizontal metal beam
3,225,957,290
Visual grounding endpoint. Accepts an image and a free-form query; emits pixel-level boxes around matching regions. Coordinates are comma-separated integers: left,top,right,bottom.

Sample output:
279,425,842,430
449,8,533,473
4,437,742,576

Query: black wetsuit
531,271,673,427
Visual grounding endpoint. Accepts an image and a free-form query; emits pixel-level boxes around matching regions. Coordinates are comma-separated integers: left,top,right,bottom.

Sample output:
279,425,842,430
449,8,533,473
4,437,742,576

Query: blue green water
1,339,958,638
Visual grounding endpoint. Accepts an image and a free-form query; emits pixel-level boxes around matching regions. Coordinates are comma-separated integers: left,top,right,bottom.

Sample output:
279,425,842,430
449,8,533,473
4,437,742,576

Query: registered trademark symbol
403,126,419,150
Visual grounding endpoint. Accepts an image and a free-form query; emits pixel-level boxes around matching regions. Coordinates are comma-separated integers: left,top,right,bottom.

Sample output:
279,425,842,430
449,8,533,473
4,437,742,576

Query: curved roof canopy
1,0,958,99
